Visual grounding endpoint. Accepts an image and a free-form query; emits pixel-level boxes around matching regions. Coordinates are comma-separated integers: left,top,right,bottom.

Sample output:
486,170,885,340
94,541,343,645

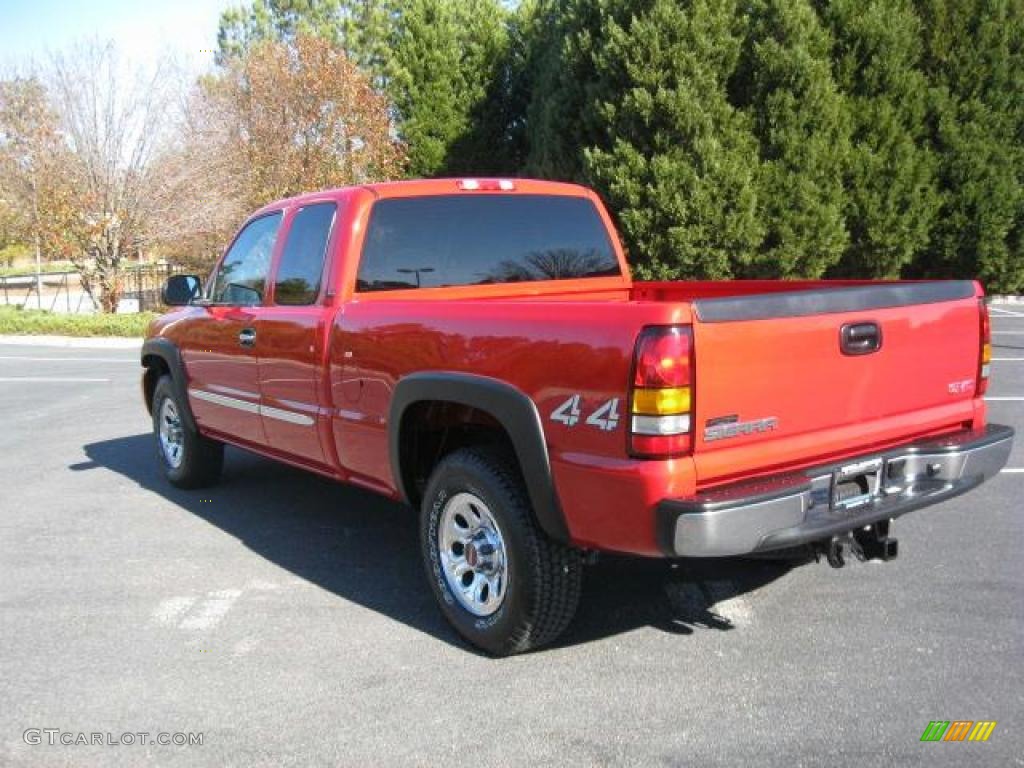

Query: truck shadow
74,434,797,654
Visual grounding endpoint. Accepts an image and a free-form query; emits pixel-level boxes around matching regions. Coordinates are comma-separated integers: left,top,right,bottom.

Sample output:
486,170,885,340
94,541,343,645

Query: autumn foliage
206,35,403,207
1,35,404,310
149,35,404,271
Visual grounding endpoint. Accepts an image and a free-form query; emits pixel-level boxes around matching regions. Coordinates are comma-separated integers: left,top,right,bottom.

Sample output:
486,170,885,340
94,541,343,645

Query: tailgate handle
840,322,882,355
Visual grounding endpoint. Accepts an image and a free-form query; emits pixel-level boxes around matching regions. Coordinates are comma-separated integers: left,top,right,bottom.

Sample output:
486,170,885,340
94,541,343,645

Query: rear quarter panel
329,299,696,552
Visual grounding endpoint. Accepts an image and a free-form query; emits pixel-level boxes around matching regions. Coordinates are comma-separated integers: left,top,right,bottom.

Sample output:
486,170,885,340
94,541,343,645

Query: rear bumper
657,424,1014,557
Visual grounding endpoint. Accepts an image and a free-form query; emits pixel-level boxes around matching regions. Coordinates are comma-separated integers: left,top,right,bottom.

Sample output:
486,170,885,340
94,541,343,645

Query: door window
273,203,337,305
209,212,283,305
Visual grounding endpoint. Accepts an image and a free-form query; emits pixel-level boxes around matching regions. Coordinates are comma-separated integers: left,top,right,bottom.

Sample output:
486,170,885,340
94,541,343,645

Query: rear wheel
151,375,223,489
420,447,582,656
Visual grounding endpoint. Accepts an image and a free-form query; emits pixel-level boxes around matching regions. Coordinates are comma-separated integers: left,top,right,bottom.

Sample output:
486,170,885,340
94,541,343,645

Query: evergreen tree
217,0,391,77
519,0,611,180
571,0,764,279
737,0,850,278
916,0,1024,293
823,0,939,279
386,0,510,176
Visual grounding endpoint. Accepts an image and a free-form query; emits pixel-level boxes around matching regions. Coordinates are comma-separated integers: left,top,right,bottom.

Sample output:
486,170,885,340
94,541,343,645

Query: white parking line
1002,469,1024,474
0,377,109,382
153,596,197,625
993,358,1024,361
179,590,242,631
0,355,135,363
0,335,140,349
992,331,1024,334
990,307,1024,317
153,590,245,632
985,397,1024,401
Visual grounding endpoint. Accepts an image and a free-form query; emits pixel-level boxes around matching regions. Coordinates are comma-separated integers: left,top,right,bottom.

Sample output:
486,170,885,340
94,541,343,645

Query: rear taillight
630,326,693,458
978,299,991,396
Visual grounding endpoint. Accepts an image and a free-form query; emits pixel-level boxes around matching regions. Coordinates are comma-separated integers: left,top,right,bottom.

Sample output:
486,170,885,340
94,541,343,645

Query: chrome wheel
439,492,508,616
158,398,184,469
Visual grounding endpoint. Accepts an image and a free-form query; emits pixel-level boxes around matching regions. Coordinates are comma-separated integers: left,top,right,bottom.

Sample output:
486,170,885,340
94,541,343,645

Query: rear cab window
355,194,620,292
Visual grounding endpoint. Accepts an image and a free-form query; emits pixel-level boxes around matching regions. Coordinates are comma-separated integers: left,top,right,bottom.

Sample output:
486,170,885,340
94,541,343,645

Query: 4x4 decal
550,395,620,432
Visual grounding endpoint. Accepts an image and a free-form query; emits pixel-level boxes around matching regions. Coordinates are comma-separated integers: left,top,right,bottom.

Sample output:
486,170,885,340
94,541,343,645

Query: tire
151,375,224,489
420,447,582,656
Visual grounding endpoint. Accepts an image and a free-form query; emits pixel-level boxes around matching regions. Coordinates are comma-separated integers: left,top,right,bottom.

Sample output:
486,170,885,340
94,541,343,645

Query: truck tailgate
689,282,982,486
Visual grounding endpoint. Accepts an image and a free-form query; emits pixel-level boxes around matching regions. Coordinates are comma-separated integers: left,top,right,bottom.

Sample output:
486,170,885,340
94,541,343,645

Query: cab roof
249,178,597,217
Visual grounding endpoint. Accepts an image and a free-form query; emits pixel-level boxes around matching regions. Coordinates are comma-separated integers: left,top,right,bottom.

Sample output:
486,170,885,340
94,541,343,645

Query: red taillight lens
633,327,691,388
630,433,692,456
978,299,991,396
630,326,693,458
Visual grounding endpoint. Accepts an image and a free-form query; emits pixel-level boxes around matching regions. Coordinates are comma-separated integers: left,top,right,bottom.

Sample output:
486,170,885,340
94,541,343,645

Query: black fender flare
389,372,569,543
141,338,198,433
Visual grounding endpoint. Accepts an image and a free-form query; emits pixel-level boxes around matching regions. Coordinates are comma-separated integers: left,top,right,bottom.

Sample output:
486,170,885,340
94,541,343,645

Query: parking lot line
993,358,1024,361
992,331,1024,334
986,397,1024,401
990,307,1024,317
0,355,136,363
0,377,110,383
1002,468,1024,474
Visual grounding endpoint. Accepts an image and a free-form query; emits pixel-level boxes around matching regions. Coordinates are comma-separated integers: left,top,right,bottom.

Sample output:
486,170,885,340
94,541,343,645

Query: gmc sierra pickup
142,178,1014,655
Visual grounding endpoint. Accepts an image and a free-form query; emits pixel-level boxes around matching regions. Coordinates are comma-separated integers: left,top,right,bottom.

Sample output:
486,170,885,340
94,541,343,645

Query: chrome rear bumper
657,424,1014,557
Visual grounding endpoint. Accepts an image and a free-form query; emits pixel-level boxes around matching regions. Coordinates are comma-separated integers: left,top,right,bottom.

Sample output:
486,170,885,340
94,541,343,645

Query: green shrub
0,306,158,337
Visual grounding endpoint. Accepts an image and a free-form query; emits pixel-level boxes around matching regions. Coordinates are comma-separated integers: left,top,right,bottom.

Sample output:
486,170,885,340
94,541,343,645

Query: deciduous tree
44,43,175,312
0,76,67,292
177,35,403,232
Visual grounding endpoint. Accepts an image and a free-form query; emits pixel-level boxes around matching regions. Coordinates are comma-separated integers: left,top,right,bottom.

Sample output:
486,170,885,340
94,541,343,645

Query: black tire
420,447,582,656
151,375,224,489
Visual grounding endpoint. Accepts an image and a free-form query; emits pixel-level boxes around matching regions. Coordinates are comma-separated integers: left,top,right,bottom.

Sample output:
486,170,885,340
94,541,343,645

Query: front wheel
420,447,582,656
151,375,224,489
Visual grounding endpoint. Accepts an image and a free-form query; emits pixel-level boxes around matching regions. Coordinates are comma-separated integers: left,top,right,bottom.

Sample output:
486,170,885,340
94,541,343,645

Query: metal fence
123,264,182,312
0,264,184,314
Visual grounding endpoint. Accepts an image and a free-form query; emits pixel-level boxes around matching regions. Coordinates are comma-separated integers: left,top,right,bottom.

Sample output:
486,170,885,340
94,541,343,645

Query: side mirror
162,275,201,306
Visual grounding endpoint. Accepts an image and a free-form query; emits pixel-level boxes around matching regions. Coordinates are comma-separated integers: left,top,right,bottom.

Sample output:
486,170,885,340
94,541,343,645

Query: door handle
238,328,257,348
840,322,881,355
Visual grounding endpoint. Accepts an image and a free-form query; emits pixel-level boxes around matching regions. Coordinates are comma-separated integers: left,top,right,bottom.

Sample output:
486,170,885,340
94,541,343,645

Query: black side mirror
162,275,201,306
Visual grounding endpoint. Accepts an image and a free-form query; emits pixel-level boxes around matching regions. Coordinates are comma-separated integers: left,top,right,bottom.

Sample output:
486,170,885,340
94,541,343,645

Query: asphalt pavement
0,311,1022,767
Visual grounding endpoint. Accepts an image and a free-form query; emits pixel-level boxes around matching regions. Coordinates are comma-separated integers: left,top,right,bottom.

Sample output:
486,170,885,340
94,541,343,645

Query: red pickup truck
142,178,1013,655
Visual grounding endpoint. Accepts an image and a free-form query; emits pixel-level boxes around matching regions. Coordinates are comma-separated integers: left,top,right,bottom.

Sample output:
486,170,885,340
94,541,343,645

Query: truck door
254,201,339,468
183,212,283,446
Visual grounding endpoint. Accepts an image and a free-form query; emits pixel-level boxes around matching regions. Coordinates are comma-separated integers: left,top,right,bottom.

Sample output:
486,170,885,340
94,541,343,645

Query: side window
209,212,282,306
273,203,336,305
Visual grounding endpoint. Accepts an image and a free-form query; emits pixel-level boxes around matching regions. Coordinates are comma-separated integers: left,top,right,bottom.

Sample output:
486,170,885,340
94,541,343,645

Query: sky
0,0,228,77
